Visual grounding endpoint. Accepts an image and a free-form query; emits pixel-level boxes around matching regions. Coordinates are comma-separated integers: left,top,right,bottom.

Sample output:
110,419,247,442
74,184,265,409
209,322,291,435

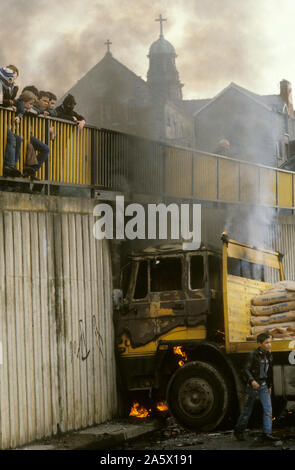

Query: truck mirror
113,289,123,311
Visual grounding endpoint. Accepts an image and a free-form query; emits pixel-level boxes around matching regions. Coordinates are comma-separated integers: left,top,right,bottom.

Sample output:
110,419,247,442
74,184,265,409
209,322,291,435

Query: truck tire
166,361,229,432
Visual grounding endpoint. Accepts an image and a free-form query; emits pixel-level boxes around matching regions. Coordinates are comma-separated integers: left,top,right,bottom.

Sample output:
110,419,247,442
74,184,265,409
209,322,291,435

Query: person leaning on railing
0,68,21,176
46,92,57,114
54,94,86,130
0,65,19,109
0,66,36,178
3,90,38,178
22,90,51,180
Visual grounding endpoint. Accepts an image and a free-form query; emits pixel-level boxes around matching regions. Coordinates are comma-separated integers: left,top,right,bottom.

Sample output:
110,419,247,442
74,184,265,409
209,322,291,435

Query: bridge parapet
1,107,294,209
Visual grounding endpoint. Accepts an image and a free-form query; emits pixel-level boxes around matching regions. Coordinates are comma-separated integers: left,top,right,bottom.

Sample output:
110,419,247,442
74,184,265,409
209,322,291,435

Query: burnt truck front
114,244,223,403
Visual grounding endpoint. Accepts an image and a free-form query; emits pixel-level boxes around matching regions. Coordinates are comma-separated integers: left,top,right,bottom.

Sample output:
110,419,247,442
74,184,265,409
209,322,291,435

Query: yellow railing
1,106,295,209
0,107,93,185
49,118,92,185
164,148,295,209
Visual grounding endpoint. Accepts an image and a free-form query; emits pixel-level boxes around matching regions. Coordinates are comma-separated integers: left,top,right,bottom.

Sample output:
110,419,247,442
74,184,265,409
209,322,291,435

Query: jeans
235,382,272,435
30,136,49,170
4,127,23,167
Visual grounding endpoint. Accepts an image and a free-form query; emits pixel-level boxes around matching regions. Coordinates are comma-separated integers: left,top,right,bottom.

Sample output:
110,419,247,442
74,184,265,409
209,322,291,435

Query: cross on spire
105,39,112,54
155,14,167,38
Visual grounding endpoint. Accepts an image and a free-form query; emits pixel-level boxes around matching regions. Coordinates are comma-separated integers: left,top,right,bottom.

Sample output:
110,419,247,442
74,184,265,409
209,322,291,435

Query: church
63,15,195,148
64,15,295,170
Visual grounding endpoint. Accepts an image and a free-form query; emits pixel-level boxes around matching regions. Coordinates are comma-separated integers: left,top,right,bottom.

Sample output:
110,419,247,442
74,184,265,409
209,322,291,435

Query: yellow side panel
228,243,281,269
239,164,260,204
219,159,239,201
226,275,270,343
193,154,217,200
278,171,293,207
165,148,192,197
118,326,207,357
260,168,277,206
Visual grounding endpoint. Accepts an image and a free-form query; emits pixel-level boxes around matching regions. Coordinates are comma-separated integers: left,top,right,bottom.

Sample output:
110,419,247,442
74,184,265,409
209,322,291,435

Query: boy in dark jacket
234,333,278,442
0,66,26,177
21,90,51,179
55,94,86,129
0,65,19,108
29,90,50,116
47,92,57,114
3,90,37,177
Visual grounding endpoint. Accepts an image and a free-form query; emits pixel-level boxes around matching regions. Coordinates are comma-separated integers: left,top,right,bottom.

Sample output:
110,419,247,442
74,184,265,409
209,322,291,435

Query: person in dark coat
46,92,57,115
54,94,86,129
0,65,24,178
21,90,50,179
29,90,50,116
0,65,19,108
233,332,280,443
3,90,37,177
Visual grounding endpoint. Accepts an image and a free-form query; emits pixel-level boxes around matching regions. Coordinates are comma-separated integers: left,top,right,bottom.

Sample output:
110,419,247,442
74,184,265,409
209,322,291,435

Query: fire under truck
114,234,295,431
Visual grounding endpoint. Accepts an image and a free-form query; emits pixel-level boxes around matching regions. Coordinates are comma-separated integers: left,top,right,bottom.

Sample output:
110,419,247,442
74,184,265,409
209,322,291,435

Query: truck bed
225,274,295,353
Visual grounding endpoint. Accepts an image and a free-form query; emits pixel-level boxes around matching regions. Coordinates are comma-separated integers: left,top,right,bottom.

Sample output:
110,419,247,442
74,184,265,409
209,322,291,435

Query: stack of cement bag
247,281,295,341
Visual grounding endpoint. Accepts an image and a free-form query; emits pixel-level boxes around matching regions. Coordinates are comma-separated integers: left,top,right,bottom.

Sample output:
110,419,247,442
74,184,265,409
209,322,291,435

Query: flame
129,402,150,418
156,401,168,412
173,346,188,366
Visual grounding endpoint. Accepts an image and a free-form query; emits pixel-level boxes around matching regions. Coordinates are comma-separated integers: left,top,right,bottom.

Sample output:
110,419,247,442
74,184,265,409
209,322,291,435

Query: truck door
149,255,187,336
186,253,209,327
124,259,152,346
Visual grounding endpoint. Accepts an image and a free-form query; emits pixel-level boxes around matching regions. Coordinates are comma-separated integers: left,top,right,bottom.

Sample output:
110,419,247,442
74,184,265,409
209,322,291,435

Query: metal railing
0,108,94,187
1,106,295,209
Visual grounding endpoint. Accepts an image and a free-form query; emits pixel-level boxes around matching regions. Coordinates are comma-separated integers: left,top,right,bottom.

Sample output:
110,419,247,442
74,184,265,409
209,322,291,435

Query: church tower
147,15,183,102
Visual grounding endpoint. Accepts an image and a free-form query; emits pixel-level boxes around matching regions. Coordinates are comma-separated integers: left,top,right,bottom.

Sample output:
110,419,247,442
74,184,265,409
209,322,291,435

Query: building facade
63,17,295,168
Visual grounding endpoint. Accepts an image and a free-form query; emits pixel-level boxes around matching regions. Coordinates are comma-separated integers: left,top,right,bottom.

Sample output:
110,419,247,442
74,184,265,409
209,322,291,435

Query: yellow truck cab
115,234,295,431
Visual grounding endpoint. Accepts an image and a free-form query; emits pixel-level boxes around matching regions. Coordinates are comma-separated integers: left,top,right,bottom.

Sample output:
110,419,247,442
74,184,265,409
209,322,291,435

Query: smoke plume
0,0,291,100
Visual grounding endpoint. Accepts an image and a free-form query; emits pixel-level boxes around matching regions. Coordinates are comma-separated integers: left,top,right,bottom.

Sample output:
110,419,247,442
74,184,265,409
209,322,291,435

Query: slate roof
192,82,286,116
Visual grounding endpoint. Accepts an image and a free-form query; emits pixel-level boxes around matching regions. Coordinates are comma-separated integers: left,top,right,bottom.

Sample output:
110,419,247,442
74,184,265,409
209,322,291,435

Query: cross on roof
105,39,112,54
155,14,167,38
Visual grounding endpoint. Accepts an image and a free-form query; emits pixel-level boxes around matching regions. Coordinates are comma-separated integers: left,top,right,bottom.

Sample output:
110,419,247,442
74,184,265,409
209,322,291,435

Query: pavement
18,419,163,450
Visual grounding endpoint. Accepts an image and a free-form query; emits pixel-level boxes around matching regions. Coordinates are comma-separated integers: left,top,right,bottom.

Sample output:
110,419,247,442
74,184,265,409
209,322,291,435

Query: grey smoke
0,0,274,100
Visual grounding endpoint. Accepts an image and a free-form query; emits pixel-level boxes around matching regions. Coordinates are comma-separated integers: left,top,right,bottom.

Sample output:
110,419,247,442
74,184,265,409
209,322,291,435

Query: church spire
155,14,167,39
104,39,112,55
147,16,183,102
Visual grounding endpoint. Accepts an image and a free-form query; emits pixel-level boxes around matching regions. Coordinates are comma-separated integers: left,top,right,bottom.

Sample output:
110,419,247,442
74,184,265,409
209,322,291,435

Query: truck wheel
166,361,229,432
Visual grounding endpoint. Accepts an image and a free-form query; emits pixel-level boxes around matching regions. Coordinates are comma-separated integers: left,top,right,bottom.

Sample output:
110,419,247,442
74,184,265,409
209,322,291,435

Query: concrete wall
0,193,117,449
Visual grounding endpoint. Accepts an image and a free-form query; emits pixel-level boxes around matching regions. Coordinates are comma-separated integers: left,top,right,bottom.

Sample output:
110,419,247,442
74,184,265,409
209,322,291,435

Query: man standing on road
234,332,279,443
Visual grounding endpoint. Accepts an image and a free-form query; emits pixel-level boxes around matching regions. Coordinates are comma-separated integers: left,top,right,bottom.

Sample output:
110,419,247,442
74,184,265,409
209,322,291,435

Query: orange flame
129,402,150,418
156,401,168,412
173,346,188,367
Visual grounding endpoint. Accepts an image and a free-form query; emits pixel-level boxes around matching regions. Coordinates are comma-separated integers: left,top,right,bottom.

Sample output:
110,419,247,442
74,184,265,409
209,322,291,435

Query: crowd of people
0,65,86,182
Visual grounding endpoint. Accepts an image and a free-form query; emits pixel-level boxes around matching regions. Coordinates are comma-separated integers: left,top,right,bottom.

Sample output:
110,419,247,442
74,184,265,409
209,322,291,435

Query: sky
1,0,295,101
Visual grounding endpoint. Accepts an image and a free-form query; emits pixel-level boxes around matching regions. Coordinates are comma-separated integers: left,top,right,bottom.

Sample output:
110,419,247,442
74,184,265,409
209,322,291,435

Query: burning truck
114,233,295,430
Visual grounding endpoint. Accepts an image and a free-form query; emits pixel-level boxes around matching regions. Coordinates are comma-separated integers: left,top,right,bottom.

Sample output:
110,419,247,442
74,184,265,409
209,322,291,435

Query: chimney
280,79,294,117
